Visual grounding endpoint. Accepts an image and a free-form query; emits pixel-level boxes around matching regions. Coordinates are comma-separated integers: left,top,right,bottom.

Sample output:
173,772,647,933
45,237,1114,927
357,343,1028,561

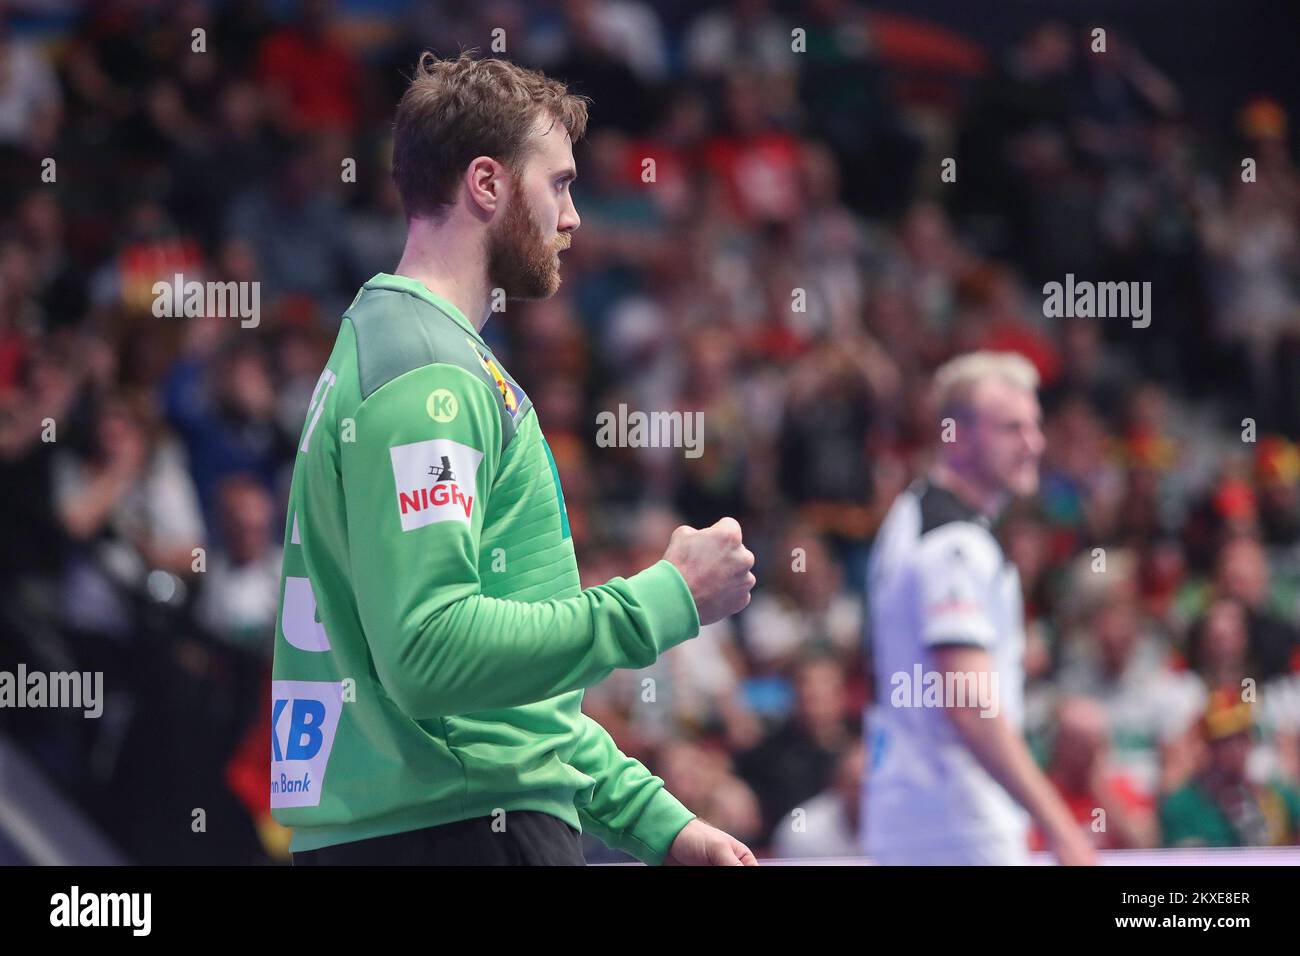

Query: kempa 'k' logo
427,388,458,423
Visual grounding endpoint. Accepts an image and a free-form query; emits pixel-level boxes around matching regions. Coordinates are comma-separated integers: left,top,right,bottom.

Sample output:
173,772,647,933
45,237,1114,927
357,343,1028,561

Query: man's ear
465,156,504,216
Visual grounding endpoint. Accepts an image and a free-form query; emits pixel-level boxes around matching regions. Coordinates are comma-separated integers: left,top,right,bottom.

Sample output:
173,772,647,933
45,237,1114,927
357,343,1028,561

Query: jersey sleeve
570,712,695,864
341,362,700,719
914,523,1002,649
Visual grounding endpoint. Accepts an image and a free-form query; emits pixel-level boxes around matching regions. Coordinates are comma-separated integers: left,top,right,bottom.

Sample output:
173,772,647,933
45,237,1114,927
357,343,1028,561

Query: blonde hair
932,350,1040,424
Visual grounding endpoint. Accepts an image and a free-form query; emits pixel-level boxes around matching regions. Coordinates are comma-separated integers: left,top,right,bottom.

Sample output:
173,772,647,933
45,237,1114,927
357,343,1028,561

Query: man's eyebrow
555,167,577,184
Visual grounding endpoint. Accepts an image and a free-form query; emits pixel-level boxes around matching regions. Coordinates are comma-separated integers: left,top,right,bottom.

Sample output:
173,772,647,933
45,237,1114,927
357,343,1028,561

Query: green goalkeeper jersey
270,273,700,861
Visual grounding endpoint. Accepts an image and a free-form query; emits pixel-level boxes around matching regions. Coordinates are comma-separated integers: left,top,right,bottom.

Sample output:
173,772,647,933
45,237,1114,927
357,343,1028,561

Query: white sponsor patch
281,576,331,652
389,438,482,531
270,680,344,809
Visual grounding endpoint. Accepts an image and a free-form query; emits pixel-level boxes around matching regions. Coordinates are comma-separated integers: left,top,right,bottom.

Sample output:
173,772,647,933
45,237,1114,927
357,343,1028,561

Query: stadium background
1,0,1300,864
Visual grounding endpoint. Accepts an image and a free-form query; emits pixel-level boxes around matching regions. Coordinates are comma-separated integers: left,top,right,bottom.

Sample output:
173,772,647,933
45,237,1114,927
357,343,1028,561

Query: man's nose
561,195,580,232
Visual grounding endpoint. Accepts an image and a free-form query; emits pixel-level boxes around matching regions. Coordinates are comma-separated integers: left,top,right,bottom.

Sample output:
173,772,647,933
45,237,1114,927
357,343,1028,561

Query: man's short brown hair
391,52,590,220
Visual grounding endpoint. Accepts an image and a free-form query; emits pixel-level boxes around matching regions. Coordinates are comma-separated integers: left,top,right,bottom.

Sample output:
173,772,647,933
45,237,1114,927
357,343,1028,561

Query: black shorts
290,811,586,866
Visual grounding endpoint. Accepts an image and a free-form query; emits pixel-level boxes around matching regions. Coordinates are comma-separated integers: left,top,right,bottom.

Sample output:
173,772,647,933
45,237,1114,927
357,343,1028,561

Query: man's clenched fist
663,517,756,626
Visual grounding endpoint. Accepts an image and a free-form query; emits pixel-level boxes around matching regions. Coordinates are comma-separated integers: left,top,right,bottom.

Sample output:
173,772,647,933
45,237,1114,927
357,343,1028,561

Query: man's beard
486,185,566,300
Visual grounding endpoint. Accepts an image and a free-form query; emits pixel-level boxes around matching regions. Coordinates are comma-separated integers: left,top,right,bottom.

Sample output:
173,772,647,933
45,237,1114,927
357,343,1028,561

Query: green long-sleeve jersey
269,273,700,861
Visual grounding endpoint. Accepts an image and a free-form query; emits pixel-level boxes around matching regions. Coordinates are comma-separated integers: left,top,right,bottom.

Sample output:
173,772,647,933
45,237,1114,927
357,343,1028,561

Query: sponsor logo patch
389,438,483,531
270,680,344,809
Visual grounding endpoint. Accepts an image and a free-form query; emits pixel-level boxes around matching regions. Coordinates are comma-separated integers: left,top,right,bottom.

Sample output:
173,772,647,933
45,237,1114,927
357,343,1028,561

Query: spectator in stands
737,654,859,841
53,393,205,638
684,0,791,80
1160,690,1300,847
1212,535,1300,682
1056,551,1204,797
254,0,360,134
0,9,61,151
769,741,864,858
223,135,360,312
162,334,290,530
1188,596,1255,693
742,524,863,674
196,474,282,655
1033,696,1156,851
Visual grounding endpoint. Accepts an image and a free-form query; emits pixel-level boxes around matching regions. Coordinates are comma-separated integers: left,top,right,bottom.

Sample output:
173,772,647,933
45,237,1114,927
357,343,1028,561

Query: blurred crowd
1,0,1299,863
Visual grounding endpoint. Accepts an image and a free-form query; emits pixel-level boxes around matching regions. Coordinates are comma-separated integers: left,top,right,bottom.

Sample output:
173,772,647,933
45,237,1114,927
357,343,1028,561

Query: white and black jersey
861,478,1029,864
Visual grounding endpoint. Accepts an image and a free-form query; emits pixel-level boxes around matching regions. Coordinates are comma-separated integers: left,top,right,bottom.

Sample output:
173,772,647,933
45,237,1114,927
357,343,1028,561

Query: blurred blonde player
862,352,1095,865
